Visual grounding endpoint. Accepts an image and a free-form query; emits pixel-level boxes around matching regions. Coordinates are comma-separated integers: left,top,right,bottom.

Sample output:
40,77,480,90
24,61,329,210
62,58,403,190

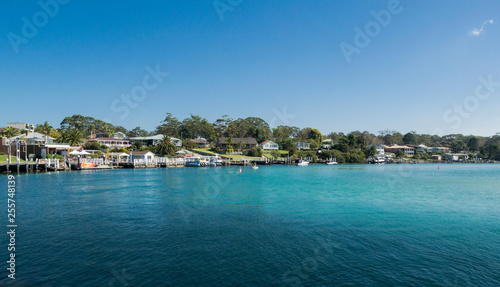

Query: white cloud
469,19,494,36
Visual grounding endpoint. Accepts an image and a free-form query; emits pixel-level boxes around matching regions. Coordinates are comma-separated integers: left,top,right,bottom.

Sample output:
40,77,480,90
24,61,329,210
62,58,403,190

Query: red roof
260,140,271,145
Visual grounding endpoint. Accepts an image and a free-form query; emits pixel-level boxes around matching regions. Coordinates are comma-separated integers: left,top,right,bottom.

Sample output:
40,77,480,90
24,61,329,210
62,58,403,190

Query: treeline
3,113,500,161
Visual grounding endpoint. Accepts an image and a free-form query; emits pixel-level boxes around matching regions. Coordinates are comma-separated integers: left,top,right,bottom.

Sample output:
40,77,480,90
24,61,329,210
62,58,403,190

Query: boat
251,164,259,170
326,158,338,165
185,157,201,167
296,159,309,166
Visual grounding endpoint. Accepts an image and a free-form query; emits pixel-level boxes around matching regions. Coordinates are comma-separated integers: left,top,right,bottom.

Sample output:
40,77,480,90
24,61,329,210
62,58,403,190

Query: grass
0,155,29,164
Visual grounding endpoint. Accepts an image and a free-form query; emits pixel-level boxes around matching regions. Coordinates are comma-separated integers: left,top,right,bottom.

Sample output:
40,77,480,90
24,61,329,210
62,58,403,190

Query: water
1,164,499,286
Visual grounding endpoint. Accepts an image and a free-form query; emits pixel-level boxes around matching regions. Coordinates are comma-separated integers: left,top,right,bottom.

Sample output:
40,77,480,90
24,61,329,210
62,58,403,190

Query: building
6,122,34,132
369,144,386,155
189,138,209,148
7,132,55,145
129,134,182,147
296,141,311,150
259,140,279,150
431,155,442,161
129,151,155,162
443,153,468,161
384,145,415,157
430,147,451,153
217,137,258,150
87,137,131,148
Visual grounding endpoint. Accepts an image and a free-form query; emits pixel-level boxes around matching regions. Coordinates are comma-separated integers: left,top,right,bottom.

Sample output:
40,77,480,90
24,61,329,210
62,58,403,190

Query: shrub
0,152,4,155
246,147,263,157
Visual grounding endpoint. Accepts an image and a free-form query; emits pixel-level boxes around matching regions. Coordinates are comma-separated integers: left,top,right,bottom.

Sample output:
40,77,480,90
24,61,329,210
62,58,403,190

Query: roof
259,140,277,145
189,138,208,143
130,151,155,155
90,137,130,141
218,137,258,144
8,132,55,141
130,134,181,141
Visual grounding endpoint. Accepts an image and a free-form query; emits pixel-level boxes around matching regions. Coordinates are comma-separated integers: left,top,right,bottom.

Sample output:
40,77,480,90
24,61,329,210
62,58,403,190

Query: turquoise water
1,164,499,286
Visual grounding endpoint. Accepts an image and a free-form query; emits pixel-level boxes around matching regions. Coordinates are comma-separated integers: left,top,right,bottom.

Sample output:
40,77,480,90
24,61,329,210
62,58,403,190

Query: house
87,137,131,148
189,138,209,148
443,153,468,161
6,122,34,132
129,134,182,147
430,147,450,153
259,140,279,150
8,131,55,145
296,141,311,150
431,155,442,161
369,144,386,155
217,137,258,150
384,145,415,157
129,151,155,162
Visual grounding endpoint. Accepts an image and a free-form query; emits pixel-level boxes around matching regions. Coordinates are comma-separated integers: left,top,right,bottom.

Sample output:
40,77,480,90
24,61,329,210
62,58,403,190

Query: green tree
35,121,53,135
395,150,405,158
308,128,323,147
155,135,177,156
2,127,21,138
270,150,281,160
155,113,181,137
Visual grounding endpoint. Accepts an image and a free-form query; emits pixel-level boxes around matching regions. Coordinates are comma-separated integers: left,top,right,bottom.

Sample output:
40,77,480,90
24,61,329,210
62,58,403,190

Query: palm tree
225,137,233,152
68,131,84,146
156,135,177,156
237,141,244,152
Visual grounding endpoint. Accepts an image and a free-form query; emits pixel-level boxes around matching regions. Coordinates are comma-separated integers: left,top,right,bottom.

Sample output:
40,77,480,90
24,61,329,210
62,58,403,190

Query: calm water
1,164,499,286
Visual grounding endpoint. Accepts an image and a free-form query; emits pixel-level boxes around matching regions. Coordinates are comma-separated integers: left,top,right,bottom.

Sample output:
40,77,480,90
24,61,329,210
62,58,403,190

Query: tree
156,113,181,137
270,150,281,160
57,130,84,146
403,131,417,145
1,127,21,138
35,121,53,135
395,150,405,158
308,128,323,147
467,137,479,152
236,141,244,152
128,127,149,137
155,135,177,156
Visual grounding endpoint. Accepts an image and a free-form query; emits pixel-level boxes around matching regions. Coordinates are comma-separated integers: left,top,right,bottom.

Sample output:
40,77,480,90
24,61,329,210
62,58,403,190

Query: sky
1,0,500,136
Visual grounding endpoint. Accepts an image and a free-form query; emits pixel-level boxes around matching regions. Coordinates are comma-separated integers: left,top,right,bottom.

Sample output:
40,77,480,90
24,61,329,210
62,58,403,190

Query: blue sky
1,0,500,136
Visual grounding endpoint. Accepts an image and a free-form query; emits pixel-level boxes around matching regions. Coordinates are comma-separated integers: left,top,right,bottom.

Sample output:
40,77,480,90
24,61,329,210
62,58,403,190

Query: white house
129,151,155,162
7,122,34,132
259,140,279,150
296,142,311,150
129,134,182,147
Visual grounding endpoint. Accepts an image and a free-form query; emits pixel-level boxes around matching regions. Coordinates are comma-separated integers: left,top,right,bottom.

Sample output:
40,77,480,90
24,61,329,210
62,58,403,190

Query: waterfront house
217,137,258,151
189,138,209,148
431,155,442,161
87,137,131,148
296,141,311,150
129,151,155,162
384,145,415,157
259,140,279,150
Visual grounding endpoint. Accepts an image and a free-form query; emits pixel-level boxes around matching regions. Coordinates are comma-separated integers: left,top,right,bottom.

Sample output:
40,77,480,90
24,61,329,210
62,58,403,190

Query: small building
296,142,311,150
7,122,34,132
217,137,258,150
87,137,131,148
129,151,155,162
259,140,279,150
431,155,442,161
384,145,415,157
189,138,209,148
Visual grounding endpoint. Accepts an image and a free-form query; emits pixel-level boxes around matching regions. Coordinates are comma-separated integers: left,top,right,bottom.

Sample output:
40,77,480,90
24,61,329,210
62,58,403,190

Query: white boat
251,164,259,169
326,158,338,165
296,159,309,166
